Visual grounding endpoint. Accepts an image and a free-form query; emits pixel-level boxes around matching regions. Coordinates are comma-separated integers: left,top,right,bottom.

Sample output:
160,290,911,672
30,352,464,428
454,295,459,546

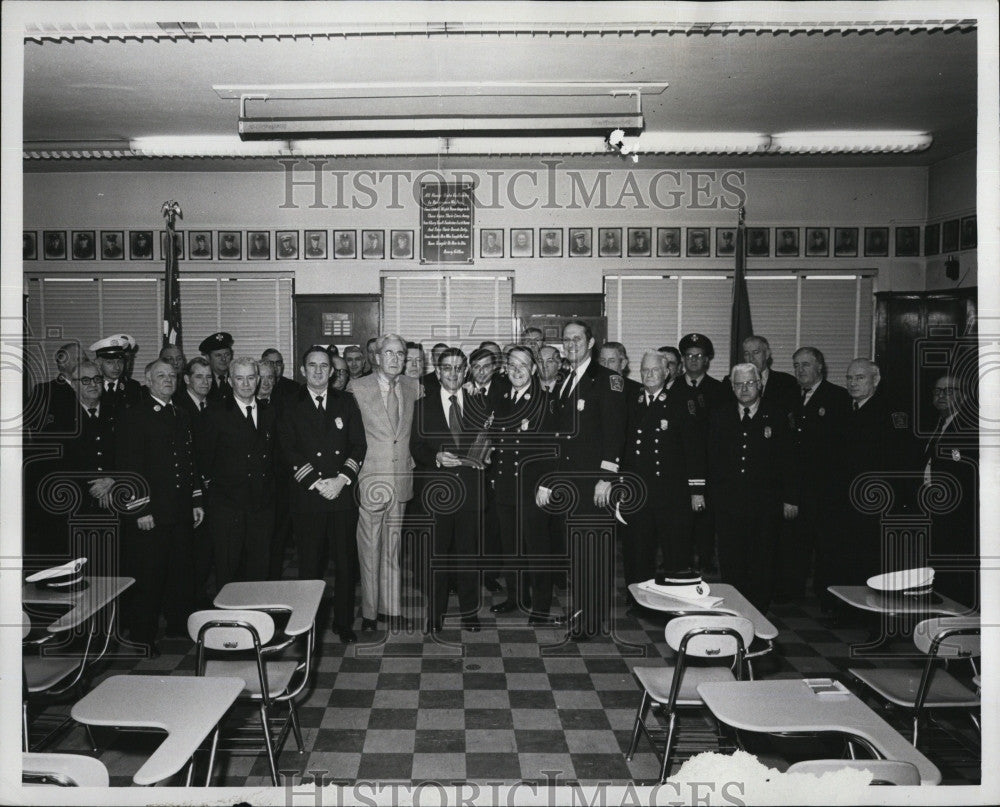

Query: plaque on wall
421,182,474,264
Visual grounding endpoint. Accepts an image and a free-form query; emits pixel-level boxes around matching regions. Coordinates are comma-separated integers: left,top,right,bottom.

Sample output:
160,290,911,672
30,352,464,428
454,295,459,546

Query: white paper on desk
637,580,724,608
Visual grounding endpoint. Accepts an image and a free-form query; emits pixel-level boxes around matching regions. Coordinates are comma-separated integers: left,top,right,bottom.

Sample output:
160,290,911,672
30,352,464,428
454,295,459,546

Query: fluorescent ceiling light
766,131,933,154
630,132,770,154
130,136,291,157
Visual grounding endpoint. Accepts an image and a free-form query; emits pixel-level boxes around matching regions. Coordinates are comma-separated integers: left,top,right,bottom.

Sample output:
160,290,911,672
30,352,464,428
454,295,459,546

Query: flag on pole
161,201,183,349
729,207,753,369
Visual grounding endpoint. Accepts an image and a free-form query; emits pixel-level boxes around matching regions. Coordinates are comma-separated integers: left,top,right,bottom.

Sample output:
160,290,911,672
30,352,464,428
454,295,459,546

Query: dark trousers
191,512,214,606
210,500,274,590
622,504,691,589
691,506,717,570
523,503,556,617
495,502,529,609
268,489,293,579
429,509,481,627
482,487,502,583
123,520,194,643
715,495,780,614
292,509,358,630
560,512,617,637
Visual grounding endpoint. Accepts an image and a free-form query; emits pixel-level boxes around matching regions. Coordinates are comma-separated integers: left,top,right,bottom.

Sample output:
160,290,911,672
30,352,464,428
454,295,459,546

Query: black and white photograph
8,2,995,803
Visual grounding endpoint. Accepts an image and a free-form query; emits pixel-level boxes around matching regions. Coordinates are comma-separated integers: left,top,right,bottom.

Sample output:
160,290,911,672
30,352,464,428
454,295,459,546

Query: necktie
448,394,463,441
479,386,487,397
199,400,206,412
107,381,116,393
87,407,97,420
164,403,175,416
742,406,750,423
316,395,325,412
852,400,859,412
387,380,400,431
245,404,255,429
560,373,574,400
801,387,809,402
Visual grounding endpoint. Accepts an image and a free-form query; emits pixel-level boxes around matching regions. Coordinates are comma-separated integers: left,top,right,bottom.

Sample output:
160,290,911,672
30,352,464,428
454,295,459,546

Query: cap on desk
867,567,934,595
650,568,710,599
25,557,88,589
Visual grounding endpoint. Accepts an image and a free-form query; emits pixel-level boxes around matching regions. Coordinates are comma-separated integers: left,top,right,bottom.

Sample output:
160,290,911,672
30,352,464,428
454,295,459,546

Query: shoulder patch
609,374,624,392
891,411,908,429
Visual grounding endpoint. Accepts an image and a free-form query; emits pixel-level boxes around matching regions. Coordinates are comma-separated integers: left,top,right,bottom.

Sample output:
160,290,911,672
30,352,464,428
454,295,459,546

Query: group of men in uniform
24,318,978,651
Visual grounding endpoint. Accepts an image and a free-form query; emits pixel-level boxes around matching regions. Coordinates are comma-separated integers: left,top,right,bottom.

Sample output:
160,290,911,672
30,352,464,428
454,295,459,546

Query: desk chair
849,616,980,747
188,610,304,786
22,752,110,787
626,614,754,783
786,759,920,785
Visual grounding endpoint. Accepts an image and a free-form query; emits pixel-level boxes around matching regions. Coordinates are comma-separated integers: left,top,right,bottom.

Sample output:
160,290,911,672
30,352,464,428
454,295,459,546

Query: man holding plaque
410,348,490,634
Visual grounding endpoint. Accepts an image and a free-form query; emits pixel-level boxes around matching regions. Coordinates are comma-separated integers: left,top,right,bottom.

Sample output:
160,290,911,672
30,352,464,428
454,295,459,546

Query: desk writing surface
628,582,778,640
70,674,244,787
22,576,135,632
214,579,325,636
697,679,941,786
828,585,969,617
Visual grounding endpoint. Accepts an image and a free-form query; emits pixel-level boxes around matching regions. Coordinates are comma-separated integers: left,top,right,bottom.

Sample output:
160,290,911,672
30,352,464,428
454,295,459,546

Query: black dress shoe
376,612,388,622
461,617,481,632
483,578,503,593
361,618,378,632
489,599,518,614
335,626,358,644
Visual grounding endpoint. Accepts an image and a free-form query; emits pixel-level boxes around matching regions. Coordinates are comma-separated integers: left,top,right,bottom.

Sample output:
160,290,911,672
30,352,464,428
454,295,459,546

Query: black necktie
479,386,487,397
316,395,325,412
742,406,750,423
245,404,255,429
199,400,206,412
164,403,175,416
801,387,809,402
852,400,859,412
87,407,97,420
448,394,463,441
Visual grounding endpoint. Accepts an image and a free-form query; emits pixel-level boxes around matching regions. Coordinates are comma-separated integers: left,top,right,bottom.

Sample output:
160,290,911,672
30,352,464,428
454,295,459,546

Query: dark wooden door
293,294,380,369
512,294,606,348
874,288,977,430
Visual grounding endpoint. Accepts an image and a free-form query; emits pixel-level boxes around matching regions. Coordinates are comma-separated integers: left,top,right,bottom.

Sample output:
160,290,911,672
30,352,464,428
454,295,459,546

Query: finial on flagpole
161,200,183,230
738,206,746,226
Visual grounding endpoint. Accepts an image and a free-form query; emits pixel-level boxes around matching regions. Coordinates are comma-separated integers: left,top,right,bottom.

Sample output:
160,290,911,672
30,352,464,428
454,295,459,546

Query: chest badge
687,400,696,415
521,419,529,431
951,449,961,461
577,399,586,412
764,426,772,439
660,419,669,431
335,417,343,429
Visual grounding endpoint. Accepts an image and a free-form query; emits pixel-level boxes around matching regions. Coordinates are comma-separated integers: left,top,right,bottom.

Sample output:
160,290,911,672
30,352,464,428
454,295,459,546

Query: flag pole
161,200,183,350
729,206,753,369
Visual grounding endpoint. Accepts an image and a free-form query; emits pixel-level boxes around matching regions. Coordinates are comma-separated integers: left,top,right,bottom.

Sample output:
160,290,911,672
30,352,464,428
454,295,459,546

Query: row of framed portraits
23,217,976,261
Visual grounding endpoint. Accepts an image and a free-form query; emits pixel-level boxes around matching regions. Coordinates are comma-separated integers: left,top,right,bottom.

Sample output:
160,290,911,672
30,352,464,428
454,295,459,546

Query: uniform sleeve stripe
600,460,619,473
294,463,314,482
126,496,150,511
343,458,360,473
688,478,706,484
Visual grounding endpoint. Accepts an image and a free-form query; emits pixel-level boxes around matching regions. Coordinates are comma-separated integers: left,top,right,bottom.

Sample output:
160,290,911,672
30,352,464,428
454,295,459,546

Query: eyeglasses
381,350,406,360
933,387,958,396
732,381,759,390
76,376,102,385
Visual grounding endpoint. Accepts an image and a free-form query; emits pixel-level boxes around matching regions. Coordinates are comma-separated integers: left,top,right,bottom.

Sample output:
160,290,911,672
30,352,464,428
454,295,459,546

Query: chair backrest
786,759,920,786
665,615,755,658
913,616,980,657
187,609,275,650
22,752,110,787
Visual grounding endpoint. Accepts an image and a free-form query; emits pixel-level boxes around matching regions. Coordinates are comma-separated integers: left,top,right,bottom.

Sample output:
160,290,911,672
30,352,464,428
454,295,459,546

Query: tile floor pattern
30,559,981,788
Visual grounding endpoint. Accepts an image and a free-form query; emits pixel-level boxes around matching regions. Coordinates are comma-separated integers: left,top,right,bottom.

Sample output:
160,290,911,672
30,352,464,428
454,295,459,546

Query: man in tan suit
348,333,418,631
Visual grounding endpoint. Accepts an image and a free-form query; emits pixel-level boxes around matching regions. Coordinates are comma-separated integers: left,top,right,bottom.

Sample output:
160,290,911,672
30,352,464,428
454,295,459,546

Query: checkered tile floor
30,551,981,787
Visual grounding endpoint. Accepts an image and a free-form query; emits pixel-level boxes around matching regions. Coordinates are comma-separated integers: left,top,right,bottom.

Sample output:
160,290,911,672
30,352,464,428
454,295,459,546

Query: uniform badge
153,404,162,412
523,393,531,401
687,400,696,415
637,393,644,403
577,399,586,411
335,417,343,429
610,374,623,392
660,419,669,431
891,412,908,429
951,449,961,461
658,393,666,402
818,407,825,417
521,419,529,431
697,394,705,408
549,399,557,414
764,426,772,439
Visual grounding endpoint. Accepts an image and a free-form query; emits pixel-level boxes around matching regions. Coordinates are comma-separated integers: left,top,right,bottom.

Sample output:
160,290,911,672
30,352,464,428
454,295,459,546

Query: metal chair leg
22,701,29,752
912,715,920,747
184,758,194,786
260,703,279,786
969,713,980,733
84,725,98,753
288,701,304,752
659,712,678,784
205,725,221,787
626,691,650,760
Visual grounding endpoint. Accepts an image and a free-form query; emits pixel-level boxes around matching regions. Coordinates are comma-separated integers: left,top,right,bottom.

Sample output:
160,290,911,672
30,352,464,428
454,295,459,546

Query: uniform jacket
273,376,301,408
348,373,418,507
173,388,212,421
841,390,916,488
277,386,367,513
676,373,728,417
707,398,798,507
196,397,277,512
760,369,800,416
207,375,234,403
488,379,556,505
410,387,487,513
114,391,201,526
26,376,77,433
793,378,851,494
100,377,144,411
465,374,511,425
37,401,117,516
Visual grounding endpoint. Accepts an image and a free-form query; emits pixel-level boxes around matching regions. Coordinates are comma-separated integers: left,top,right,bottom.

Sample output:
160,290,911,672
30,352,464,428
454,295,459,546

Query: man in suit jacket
262,349,300,407
621,351,706,596
707,363,798,614
115,359,204,655
411,347,490,633
348,334,418,632
536,320,627,640
195,357,277,590
599,341,643,400
279,346,367,642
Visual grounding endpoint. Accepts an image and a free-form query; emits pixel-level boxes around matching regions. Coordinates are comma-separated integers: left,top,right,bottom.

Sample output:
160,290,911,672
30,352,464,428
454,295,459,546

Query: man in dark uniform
707,363,798,614
261,349,300,406
737,335,799,416
115,359,204,656
91,336,143,411
196,357,276,589
598,341,643,400
777,346,851,605
675,333,725,572
410,348,489,633
200,331,234,402
25,341,83,433
621,351,705,599
278,346,366,643
536,320,627,640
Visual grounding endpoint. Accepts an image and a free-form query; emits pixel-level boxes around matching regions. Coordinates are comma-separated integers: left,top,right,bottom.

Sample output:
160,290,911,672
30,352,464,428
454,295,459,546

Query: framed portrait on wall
686,227,710,257
43,231,67,260
248,230,271,260
188,230,212,260
941,219,959,253
479,229,503,258
304,230,328,259
218,230,241,260
715,228,736,257
923,223,940,256
775,227,799,257
864,227,889,257
100,230,124,260
72,230,97,260
540,228,563,257
804,227,829,256
568,228,592,257
391,230,414,259
656,227,680,257
598,228,621,257
960,216,976,250
333,230,356,259
894,226,919,257
746,227,769,257
362,230,384,259
128,230,153,260
23,231,38,260
627,227,652,257
511,228,533,258
833,227,858,257
276,230,299,259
